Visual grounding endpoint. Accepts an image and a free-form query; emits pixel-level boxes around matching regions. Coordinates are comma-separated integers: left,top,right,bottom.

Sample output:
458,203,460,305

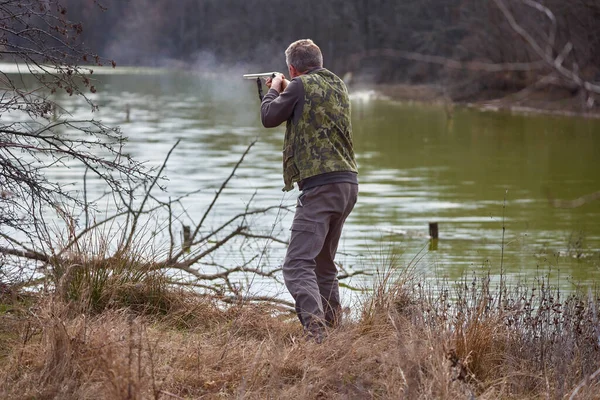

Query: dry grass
1,271,599,399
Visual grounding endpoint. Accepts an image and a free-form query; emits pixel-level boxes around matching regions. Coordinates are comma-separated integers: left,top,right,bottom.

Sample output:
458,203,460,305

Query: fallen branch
0,246,51,264
348,48,547,74
548,190,600,208
218,295,295,312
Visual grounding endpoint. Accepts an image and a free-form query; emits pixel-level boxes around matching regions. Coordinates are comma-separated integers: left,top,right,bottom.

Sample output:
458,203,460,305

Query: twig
178,225,248,269
238,232,289,246
500,190,508,308
568,366,600,400
338,269,372,280
189,140,256,245
189,204,290,249
152,261,280,282
219,295,295,310
160,391,186,400
121,140,180,253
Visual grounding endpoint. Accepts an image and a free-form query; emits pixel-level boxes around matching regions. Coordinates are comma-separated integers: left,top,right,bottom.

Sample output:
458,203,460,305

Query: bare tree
0,1,149,276
491,0,600,102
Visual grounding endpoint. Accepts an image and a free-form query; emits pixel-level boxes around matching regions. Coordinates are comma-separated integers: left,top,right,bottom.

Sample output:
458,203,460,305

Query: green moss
0,294,37,360
0,302,13,314
0,315,19,360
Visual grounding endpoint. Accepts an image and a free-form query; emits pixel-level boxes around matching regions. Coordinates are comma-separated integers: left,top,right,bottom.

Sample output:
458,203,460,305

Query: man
260,39,358,342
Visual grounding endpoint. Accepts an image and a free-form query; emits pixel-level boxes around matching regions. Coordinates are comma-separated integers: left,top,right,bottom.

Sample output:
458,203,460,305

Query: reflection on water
3,68,600,294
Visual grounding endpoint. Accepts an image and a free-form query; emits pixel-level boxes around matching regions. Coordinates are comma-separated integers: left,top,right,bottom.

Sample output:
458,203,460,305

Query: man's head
285,39,323,78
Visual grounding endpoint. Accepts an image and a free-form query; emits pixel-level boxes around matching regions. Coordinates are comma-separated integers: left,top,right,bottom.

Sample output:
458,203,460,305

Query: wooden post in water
429,222,439,239
429,222,439,251
52,103,58,121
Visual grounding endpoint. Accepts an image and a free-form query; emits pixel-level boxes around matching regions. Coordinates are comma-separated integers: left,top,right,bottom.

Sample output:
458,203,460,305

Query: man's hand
266,73,289,93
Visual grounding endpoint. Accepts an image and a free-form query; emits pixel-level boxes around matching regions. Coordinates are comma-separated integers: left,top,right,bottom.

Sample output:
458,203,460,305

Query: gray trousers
283,182,358,328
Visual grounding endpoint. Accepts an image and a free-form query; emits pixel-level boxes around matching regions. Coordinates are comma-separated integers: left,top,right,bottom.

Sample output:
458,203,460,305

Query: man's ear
289,64,300,78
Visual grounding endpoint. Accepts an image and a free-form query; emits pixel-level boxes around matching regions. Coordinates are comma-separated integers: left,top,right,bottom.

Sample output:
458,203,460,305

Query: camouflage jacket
261,68,357,191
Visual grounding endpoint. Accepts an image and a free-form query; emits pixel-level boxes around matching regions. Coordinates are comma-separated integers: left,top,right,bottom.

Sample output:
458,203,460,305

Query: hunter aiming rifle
243,72,278,101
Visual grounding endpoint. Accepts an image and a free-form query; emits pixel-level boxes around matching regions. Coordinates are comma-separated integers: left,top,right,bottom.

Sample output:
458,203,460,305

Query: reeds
1,260,599,399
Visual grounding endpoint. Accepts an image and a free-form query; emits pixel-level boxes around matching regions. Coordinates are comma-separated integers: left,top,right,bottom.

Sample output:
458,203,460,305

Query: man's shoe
305,321,326,344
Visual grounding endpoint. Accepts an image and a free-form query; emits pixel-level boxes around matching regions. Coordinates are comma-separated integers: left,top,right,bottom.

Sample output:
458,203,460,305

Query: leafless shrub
0,0,150,283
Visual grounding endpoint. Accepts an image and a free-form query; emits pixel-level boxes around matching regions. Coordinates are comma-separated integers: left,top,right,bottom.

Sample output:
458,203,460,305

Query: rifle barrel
243,72,277,79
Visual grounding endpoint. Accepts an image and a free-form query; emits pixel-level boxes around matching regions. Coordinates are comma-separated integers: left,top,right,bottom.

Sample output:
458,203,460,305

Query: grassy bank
1,267,599,399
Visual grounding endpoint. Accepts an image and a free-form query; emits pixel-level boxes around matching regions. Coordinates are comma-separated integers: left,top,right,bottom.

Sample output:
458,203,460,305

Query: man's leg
314,183,358,327
315,244,341,327
283,183,358,331
282,187,330,329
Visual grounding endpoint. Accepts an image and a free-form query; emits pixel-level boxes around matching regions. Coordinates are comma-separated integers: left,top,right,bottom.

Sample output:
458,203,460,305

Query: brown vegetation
1,2,599,398
1,267,599,399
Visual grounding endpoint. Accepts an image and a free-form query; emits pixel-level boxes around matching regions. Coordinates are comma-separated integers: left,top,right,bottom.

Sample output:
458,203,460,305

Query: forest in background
51,0,600,105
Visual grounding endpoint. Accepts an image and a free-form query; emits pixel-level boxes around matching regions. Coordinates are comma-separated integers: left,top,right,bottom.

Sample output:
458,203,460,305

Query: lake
3,67,600,300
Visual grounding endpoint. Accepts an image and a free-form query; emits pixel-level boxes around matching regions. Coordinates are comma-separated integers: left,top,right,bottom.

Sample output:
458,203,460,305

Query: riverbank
1,271,599,399
357,83,600,119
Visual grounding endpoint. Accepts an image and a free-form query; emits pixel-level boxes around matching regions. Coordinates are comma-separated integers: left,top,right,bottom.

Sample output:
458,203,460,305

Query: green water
6,67,600,291
352,99,599,285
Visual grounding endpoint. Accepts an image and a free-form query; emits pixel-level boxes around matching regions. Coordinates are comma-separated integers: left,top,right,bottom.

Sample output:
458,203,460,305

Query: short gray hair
285,39,323,73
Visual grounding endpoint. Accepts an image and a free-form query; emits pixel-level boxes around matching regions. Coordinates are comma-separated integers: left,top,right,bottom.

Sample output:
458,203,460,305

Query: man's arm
260,79,302,128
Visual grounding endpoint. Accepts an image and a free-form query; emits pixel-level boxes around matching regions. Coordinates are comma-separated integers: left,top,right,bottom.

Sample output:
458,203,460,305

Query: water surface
3,67,599,296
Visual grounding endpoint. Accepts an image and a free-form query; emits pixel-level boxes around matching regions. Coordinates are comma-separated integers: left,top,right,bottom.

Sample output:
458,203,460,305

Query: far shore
351,82,600,119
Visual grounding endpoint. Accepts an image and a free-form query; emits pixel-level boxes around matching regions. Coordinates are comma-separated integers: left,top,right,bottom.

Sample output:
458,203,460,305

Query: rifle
243,72,277,101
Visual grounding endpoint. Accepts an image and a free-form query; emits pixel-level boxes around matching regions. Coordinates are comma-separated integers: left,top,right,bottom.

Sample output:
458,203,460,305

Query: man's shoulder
304,68,337,79
286,77,304,94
